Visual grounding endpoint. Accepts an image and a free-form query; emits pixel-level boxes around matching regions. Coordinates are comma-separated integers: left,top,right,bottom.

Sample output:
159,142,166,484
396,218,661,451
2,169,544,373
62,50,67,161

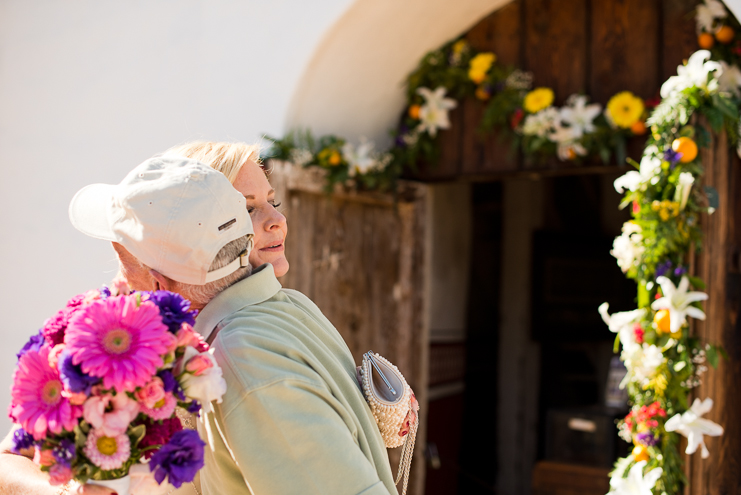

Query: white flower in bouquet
652,276,708,333
611,222,644,273
416,86,457,137
559,95,601,138
665,398,724,458
661,50,722,98
695,0,727,33
717,61,741,96
608,461,662,495
521,107,560,137
598,303,646,349
178,346,227,414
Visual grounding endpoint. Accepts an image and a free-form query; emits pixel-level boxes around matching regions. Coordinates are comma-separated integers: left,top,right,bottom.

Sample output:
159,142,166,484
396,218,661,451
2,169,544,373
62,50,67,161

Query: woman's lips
259,242,284,253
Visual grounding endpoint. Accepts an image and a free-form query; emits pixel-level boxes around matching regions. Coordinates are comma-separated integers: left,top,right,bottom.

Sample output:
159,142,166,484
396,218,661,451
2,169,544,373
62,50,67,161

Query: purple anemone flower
16,331,45,361
147,291,197,333
58,350,100,394
10,428,36,454
150,430,206,488
186,400,202,415
52,439,76,466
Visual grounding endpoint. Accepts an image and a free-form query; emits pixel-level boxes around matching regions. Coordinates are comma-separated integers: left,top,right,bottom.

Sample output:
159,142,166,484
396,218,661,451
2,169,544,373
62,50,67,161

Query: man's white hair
177,234,253,305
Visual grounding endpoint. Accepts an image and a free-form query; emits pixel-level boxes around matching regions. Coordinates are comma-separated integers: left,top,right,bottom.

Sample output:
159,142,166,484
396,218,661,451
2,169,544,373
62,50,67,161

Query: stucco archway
285,0,513,147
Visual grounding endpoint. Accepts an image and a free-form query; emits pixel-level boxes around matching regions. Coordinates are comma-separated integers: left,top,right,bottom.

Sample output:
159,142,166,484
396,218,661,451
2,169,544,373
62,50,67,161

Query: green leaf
707,345,719,368
615,136,627,166
129,424,146,448
687,276,706,290
719,346,729,360
74,425,87,450
705,186,719,211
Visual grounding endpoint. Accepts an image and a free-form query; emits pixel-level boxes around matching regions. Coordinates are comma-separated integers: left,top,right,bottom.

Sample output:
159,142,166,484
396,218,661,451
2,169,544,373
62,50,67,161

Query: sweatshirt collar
193,263,282,341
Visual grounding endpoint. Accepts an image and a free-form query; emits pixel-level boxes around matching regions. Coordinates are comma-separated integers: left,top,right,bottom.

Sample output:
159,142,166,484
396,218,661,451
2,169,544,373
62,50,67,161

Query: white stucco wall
0,0,355,433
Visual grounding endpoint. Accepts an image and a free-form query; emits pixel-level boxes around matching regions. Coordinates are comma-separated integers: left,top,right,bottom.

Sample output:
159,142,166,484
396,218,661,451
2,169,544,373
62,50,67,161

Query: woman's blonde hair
163,141,261,183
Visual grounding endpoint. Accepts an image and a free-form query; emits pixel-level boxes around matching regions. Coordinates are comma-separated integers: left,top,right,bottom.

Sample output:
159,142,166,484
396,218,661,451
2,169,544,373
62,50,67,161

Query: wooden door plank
524,0,588,104
462,1,522,175
661,0,699,83
590,0,660,103
690,125,741,495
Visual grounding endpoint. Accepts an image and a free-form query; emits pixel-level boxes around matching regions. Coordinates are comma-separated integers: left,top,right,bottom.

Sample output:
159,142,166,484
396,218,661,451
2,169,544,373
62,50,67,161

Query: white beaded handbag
359,351,419,495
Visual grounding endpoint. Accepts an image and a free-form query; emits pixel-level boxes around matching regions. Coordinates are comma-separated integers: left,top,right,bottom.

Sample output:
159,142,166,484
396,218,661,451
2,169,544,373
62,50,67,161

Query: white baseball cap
69,156,254,285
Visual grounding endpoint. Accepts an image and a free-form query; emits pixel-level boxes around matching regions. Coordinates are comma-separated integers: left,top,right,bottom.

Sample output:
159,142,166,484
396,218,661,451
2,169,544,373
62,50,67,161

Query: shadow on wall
285,0,513,148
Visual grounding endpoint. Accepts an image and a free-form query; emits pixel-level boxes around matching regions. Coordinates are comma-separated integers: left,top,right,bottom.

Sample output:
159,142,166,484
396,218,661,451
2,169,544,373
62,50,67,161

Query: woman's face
232,159,289,277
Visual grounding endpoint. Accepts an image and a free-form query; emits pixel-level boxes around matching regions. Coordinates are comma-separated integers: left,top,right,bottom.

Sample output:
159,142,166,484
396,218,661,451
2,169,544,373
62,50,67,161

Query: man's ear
149,270,177,292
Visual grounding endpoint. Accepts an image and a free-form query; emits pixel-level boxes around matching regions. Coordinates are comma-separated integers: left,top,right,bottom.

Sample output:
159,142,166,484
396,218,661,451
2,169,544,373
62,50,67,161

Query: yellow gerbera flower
452,40,468,55
606,91,645,128
523,87,554,113
468,52,496,84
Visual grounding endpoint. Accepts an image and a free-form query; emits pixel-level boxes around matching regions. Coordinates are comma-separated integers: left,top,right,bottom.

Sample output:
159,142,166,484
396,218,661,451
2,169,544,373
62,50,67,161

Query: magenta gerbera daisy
64,295,171,393
83,428,131,470
9,346,82,440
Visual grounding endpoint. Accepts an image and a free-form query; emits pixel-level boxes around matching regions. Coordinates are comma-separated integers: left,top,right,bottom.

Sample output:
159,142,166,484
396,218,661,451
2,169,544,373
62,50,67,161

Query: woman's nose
265,207,287,231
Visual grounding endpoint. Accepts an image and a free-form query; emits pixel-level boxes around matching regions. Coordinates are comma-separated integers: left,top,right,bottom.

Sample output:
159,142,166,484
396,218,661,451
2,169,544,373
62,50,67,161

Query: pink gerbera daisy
10,346,82,440
83,428,131,470
64,295,171,393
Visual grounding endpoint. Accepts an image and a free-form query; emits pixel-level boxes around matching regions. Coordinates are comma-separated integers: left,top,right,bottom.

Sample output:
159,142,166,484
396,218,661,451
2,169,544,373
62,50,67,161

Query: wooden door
269,161,430,495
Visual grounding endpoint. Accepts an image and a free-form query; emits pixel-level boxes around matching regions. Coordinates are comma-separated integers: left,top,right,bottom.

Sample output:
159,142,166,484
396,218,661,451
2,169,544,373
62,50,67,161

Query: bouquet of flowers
8,284,226,495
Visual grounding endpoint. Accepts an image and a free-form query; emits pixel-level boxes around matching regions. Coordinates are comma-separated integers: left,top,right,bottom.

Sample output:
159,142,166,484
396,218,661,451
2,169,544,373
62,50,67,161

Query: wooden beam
690,127,741,494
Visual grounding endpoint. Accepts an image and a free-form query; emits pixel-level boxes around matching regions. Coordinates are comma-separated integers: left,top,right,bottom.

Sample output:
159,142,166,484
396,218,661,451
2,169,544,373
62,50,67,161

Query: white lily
661,50,722,98
717,61,741,96
623,343,663,383
556,141,587,161
614,151,662,193
695,0,727,33
652,276,708,333
674,172,695,210
611,222,644,273
416,86,457,137
665,398,724,458
609,461,663,495
598,303,646,349
342,138,389,176
559,95,602,138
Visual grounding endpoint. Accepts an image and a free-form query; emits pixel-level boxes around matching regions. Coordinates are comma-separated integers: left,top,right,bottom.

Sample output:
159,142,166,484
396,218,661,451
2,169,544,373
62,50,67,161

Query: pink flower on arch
64,295,171,392
9,346,82,440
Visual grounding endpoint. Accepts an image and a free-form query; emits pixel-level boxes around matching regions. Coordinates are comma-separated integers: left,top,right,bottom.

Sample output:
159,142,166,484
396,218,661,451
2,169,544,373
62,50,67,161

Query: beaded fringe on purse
359,351,419,495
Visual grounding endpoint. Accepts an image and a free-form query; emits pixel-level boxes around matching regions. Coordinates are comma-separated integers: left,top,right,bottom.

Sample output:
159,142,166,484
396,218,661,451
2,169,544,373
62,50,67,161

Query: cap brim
68,183,118,242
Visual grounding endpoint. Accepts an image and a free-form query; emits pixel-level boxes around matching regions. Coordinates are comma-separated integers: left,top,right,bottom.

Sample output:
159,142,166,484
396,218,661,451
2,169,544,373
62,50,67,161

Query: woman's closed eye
247,201,282,214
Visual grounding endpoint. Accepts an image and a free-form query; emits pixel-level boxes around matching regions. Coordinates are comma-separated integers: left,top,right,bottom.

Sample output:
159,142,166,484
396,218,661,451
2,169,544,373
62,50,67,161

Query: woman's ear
149,269,176,292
